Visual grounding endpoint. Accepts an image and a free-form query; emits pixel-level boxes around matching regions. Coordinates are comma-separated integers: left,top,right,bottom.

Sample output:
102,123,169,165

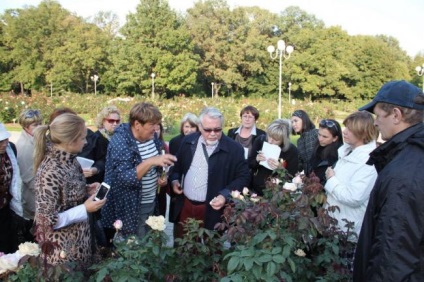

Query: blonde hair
343,111,378,144
267,119,291,152
33,113,86,171
18,109,43,129
95,105,121,129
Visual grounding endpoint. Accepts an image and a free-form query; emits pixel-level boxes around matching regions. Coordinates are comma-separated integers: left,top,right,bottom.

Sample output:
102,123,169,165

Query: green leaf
288,257,296,273
240,248,255,257
271,247,282,255
266,261,277,277
257,254,272,263
272,254,286,264
227,256,240,273
243,257,254,270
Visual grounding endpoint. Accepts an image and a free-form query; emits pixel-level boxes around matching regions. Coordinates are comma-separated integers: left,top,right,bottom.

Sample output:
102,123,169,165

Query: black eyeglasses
319,119,338,131
24,109,40,119
201,124,222,133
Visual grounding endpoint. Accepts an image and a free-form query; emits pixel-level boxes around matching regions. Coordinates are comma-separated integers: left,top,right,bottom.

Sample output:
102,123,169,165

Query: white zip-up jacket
324,141,377,241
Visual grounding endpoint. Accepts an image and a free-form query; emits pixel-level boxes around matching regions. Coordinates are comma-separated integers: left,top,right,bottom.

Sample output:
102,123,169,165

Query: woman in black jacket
249,119,299,196
308,119,343,185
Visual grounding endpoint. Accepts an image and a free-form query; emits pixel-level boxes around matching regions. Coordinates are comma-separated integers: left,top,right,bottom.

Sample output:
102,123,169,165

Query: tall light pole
416,64,424,92
267,40,294,119
90,74,99,95
288,82,292,105
211,82,214,98
151,73,155,99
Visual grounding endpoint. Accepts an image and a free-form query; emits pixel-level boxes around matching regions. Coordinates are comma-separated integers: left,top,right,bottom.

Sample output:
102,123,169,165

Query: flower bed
4,168,354,281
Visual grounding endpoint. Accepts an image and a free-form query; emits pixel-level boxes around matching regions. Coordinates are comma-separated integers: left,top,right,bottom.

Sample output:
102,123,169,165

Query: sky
1,0,423,57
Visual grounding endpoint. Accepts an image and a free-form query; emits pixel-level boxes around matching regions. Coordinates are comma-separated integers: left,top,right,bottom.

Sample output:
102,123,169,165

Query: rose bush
5,168,354,281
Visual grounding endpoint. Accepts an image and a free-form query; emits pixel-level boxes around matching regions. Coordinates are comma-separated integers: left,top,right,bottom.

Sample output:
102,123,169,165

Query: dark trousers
175,197,206,239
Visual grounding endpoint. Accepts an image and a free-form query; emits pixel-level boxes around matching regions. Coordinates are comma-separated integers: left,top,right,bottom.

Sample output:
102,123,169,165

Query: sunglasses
292,110,303,118
201,124,222,133
105,118,121,124
24,109,40,119
319,119,338,131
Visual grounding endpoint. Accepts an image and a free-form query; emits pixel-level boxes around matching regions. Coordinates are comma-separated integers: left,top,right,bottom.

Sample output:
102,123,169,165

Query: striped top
137,139,159,204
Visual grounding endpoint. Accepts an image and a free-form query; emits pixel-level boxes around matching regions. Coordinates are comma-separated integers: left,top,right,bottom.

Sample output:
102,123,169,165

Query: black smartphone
94,182,110,201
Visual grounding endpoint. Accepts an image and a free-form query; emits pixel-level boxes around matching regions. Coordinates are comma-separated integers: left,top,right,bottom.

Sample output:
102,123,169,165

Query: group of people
1,79,424,280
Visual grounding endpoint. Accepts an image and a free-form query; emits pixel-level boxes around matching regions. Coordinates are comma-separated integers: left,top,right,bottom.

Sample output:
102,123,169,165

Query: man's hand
172,181,183,195
210,195,226,210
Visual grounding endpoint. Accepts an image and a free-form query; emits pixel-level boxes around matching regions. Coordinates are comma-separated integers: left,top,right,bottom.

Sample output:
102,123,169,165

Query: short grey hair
199,107,224,127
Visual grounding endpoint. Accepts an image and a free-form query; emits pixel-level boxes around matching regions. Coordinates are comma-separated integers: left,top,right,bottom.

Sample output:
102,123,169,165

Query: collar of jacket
367,123,424,171
114,122,163,154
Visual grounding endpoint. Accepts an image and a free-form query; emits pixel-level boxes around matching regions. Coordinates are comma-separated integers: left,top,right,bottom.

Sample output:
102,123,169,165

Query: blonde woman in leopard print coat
33,113,105,266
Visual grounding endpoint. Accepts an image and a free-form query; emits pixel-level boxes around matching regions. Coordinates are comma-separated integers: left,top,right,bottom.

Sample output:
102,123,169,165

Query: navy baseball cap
359,80,424,112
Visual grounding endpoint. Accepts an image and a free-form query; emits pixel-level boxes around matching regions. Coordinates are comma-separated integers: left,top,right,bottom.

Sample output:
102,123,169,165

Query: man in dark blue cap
353,80,424,281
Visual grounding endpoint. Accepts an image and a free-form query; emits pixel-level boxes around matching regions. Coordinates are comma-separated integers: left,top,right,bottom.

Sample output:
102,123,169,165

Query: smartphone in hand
94,182,110,201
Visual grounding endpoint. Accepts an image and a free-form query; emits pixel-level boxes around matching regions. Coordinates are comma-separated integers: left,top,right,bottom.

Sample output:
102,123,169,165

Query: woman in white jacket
324,111,378,242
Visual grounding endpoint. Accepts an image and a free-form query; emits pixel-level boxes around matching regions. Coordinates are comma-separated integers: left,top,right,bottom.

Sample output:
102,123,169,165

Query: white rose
231,190,241,199
59,250,67,259
250,193,260,203
292,175,303,185
0,253,23,273
283,182,297,192
145,215,166,231
294,249,306,257
242,187,249,196
17,242,40,256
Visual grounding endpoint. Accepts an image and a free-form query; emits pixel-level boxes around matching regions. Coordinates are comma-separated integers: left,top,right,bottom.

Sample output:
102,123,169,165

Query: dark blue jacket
101,123,163,235
170,132,250,230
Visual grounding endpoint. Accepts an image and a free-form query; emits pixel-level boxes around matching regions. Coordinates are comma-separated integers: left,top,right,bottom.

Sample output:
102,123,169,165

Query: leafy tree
105,0,199,97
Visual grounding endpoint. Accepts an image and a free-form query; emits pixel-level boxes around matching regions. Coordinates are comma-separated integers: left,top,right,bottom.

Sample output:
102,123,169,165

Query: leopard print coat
34,146,91,266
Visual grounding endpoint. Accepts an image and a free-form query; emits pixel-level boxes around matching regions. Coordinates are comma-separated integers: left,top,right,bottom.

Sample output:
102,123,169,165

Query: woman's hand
326,167,335,180
86,182,100,196
256,151,266,162
84,194,106,213
158,175,168,187
267,158,279,170
83,167,98,178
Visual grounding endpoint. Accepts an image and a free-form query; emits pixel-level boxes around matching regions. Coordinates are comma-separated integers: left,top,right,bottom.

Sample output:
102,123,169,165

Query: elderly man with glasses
170,107,250,238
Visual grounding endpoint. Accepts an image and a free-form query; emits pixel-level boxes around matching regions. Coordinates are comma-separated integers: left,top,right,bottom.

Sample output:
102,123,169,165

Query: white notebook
76,156,94,169
259,142,281,170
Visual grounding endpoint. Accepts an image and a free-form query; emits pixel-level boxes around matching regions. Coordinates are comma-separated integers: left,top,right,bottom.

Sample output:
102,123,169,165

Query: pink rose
113,219,123,230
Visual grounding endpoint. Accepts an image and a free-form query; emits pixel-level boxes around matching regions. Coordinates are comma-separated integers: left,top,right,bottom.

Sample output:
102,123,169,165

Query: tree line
1,0,423,100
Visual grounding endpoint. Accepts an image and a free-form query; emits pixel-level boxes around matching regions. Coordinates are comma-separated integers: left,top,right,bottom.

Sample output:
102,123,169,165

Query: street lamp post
211,82,214,98
288,82,292,104
151,73,156,99
90,74,99,95
415,64,424,92
267,40,294,119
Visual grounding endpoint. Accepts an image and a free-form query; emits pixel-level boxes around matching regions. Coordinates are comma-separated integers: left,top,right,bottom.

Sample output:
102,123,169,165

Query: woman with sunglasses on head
291,110,318,174
324,111,378,270
308,119,343,184
249,119,299,196
15,109,43,243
